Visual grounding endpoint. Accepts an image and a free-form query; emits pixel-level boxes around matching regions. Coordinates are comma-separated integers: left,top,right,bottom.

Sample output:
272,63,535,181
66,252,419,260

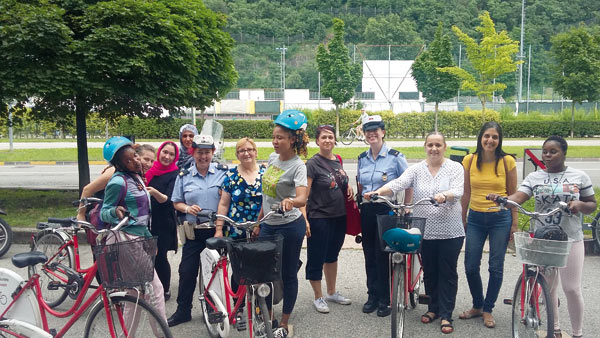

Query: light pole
276,45,287,92
516,0,526,115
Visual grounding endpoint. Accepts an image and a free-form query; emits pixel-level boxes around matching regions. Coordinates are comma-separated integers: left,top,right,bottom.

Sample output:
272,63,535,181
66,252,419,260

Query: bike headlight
392,252,404,264
257,283,271,298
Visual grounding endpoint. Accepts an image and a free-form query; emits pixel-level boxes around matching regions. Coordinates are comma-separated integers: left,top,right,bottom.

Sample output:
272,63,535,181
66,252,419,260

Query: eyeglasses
237,148,256,154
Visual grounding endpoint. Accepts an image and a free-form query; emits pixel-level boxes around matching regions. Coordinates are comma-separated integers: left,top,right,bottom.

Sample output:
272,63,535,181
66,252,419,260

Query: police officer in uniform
357,115,411,317
167,134,228,327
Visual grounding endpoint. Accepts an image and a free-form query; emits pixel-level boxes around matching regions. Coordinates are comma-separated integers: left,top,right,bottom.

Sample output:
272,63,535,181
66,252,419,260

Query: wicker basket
376,215,427,252
93,236,157,289
514,232,572,268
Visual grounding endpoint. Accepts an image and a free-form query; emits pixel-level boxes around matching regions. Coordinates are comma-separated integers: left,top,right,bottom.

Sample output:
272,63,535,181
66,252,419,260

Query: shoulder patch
216,163,228,171
388,149,400,157
358,151,368,160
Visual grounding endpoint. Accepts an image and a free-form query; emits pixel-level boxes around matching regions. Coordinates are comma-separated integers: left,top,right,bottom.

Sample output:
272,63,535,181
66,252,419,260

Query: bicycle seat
383,228,422,253
12,251,48,268
206,237,233,250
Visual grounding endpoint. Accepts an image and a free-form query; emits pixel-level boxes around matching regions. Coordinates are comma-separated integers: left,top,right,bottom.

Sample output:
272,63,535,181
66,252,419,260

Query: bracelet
184,206,190,214
287,197,294,204
442,193,447,202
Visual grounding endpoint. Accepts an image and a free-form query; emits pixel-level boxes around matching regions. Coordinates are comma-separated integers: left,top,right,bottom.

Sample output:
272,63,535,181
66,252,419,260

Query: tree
411,22,460,131
362,14,423,60
0,0,237,192
551,25,600,138
316,18,362,137
438,11,521,113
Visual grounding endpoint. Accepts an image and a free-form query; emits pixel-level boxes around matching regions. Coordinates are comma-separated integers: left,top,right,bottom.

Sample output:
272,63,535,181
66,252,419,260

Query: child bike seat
383,228,422,253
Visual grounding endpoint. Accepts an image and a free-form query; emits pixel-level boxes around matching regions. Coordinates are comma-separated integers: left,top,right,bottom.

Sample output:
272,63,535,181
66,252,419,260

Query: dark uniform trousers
360,202,392,305
176,228,216,313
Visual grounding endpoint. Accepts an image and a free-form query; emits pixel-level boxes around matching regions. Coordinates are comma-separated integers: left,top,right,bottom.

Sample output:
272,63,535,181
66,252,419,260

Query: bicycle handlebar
44,212,135,235
488,196,572,218
370,194,439,209
72,197,103,207
195,204,284,231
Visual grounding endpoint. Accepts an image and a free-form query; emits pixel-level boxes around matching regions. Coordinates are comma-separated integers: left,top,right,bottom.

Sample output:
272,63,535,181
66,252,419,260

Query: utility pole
7,101,14,152
457,45,462,110
276,45,287,92
516,0,526,115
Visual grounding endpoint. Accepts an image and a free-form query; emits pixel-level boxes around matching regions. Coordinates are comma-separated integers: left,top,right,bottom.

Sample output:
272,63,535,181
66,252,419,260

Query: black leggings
154,239,171,293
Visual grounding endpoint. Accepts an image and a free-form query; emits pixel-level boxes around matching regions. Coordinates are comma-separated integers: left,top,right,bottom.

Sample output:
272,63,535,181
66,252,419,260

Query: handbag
313,154,361,236
534,224,568,241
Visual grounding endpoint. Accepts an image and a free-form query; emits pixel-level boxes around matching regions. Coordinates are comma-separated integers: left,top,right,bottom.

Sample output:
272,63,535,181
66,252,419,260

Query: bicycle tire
28,230,74,308
591,211,600,252
0,217,13,258
391,262,406,338
198,270,227,338
340,129,355,145
255,294,274,338
408,253,421,309
511,269,553,338
84,293,173,338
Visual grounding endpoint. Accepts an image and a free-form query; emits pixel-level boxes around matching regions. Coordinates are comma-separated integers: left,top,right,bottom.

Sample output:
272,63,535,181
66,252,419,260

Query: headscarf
146,141,180,184
177,123,198,168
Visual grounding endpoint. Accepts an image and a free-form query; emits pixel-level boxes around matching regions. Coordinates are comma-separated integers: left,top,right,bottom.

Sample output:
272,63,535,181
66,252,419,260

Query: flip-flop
421,312,439,324
440,319,454,334
458,308,483,319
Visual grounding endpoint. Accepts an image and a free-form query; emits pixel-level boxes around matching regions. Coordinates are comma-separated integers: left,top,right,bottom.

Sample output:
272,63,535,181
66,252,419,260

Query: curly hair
277,125,309,157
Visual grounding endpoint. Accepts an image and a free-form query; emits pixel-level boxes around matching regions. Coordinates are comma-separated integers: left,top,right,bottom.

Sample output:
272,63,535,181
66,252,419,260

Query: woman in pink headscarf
146,141,180,301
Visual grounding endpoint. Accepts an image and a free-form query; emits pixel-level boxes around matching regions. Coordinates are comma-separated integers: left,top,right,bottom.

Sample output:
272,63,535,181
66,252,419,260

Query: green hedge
502,120,600,137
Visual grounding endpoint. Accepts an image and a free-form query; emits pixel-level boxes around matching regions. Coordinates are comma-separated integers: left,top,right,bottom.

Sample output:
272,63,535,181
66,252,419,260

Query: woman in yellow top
458,122,517,329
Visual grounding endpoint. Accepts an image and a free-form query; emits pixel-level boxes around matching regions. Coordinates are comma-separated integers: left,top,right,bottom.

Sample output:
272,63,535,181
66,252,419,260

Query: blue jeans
260,216,305,315
464,209,511,313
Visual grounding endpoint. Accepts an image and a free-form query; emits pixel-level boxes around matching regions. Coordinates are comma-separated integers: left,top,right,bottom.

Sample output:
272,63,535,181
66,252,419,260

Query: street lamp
516,0,526,115
276,45,287,92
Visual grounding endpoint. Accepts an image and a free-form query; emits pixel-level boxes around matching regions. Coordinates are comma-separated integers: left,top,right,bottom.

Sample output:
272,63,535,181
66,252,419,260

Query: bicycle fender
31,229,71,250
208,289,230,337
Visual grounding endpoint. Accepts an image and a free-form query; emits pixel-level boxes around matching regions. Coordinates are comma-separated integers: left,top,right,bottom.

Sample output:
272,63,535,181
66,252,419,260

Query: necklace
548,167,567,195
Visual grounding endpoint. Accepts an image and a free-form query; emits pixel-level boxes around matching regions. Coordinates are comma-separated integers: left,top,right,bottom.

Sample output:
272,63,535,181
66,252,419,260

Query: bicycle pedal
418,294,430,305
208,311,226,324
504,298,513,305
47,281,63,290
236,318,247,331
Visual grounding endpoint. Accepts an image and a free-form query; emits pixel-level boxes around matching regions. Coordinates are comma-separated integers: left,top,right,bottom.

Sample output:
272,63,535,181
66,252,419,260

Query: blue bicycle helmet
382,227,422,253
103,136,133,162
274,110,308,131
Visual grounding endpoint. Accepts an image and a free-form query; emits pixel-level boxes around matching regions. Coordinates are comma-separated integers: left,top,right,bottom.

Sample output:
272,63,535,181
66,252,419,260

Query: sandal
554,329,562,338
440,319,454,334
482,312,495,328
421,312,439,324
458,308,483,320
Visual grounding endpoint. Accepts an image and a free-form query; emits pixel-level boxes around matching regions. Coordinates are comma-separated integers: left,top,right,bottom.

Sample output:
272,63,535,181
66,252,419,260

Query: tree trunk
571,101,575,138
481,96,486,123
434,102,439,132
335,105,340,138
75,101,90,195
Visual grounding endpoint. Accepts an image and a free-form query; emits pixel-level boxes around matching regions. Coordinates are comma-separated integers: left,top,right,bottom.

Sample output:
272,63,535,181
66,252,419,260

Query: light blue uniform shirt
172,163,227,224
358,143,409,193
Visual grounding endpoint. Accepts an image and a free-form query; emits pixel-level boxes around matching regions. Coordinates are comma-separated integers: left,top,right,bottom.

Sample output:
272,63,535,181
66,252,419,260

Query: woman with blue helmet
99,136,168,325
255,109,309,338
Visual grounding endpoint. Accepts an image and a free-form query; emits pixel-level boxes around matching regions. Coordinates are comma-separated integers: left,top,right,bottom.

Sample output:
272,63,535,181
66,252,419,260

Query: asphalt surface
1,243,598,338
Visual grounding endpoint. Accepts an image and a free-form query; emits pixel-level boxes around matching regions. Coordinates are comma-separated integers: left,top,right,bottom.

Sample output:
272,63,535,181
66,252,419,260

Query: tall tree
316,18,362,137
551,25,600,137
0,0,237,192
439,11,521,113
411,22,460,131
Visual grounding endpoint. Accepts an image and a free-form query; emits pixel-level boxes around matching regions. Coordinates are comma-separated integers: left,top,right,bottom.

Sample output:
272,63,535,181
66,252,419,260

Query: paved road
1,243,598,337
3,161,600,190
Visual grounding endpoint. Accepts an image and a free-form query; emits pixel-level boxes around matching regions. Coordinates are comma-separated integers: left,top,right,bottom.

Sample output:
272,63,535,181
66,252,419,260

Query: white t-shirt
518,167,594,241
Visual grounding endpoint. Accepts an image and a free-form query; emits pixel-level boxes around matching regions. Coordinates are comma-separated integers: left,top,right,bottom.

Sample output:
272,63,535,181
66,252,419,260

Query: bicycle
493,197,573,338
448,146,470,164
0,208,13,258
371,194,437,338
582,209,600,253
28,197,103,308
340,125,368,145
193,207,284,338
0,215,173,338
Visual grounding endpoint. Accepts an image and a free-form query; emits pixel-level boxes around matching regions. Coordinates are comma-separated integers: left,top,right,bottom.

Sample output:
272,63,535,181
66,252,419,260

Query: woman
167,134,228,327
459,122,517,328
305,125,353,313
364,132,465,334
256,109,309,338
176,123,198,169
99,136,167,323
357,114,410,318
488,136,596,338
146,141,180,301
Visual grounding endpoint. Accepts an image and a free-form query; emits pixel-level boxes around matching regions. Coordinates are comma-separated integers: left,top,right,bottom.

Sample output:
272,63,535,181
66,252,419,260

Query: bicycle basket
377,215,426,252
514,232,572,268
228,234,283,285
93,236,157,289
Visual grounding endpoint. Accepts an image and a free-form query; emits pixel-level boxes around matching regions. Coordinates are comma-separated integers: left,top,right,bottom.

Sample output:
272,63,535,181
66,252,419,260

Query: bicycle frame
36,231,94,285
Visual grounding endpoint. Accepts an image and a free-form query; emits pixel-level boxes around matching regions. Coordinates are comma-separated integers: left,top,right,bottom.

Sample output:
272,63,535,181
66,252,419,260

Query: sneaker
313,297,330,313
325,291,352,305
273,327,289,338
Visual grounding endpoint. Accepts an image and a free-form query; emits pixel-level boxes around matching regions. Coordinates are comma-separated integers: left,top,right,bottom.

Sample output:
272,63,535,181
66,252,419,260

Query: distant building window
399,92,419,100
355,92,375,100
309,92,331,100
265,91,284,100
225,91,240,99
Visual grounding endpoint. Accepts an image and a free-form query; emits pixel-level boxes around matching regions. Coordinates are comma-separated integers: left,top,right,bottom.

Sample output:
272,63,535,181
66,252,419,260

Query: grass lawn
1,145,600,162
0,189,79,228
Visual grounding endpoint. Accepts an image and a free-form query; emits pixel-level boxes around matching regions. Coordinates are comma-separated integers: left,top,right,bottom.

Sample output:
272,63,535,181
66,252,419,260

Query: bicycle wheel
391,262,406,338
198,271,227,338
84,293,173,338
408,253,422,309
340,129,355,145
0,217,13,258
591,211,600,252
28,230,74,308
251,287,274,338
511,269,553,338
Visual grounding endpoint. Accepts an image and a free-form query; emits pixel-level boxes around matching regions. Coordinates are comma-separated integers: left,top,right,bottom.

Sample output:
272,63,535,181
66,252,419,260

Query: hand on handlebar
486,194,506,205
363,192,378,201
186,205,202,216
